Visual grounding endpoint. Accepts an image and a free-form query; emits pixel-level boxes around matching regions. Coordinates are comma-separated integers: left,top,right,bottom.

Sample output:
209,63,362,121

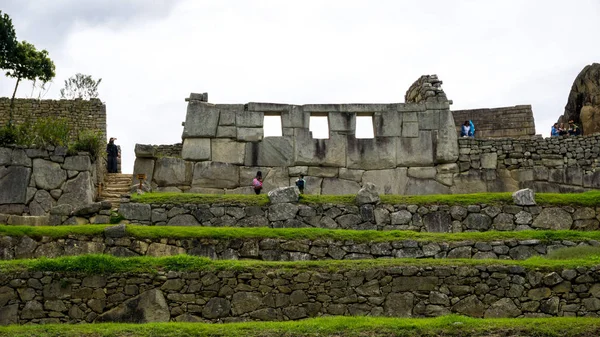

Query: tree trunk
9,77,20,126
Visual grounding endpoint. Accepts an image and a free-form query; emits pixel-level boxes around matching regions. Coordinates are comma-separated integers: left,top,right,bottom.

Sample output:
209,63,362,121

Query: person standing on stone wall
106,137,119,173
253,171,263,195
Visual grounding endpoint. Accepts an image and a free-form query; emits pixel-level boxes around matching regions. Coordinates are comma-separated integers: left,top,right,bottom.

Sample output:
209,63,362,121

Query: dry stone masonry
133,74,600,195
0,145,100,222
456,135,600,193
452,105,536,139
0,98,107,141
133,75,459,194
117,201,600,232
1,265,600,324
1,226,598,261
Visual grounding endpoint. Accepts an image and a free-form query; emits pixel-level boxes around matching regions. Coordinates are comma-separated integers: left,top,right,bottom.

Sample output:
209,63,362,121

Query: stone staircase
99,173,132,209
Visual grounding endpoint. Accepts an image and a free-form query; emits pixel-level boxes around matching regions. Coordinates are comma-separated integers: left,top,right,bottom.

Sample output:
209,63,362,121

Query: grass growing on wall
1,316,600,337
3,225,600,243
130,190,600,207
1,253,600,274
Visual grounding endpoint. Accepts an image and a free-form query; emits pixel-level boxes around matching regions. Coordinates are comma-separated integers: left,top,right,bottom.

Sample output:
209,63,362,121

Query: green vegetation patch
131,192,270,206
546,246,600,260
1,253,599,275
131,190,600,207
3,225,600,244
1,316,600,337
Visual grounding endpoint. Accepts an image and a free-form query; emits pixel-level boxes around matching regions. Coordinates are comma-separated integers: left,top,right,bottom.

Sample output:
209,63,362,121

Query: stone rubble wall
118,202,600,232
1,265,600,325
0,145,97,218
0,98,107,141
452,105,536,139
1,231,598,261
457,135,600,193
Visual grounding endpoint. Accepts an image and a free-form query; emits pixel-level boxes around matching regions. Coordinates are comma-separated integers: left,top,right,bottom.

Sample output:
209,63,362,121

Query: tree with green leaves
0,10,17,69
0,11,56,124
60,73,102,99
5,41,56,104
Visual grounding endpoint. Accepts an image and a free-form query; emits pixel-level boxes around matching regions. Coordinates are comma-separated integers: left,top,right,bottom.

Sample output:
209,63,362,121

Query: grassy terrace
1,250,600,274
1,316,600,337
130,190,600,207
2,225,600,243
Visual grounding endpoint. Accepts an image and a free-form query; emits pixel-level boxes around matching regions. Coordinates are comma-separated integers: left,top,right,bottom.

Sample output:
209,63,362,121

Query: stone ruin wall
1,265,600,324
133,76,460,195
0,146,97,218
0,98,107,141
133,75,600,195
452,105,536,139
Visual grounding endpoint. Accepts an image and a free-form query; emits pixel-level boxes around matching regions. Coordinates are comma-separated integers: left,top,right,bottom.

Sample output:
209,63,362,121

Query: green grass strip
1,316,600,337
131,190,600,207
2,225,600,243
1,253,599,274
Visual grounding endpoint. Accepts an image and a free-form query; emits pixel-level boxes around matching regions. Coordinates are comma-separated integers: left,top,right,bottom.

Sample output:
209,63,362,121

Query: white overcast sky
1,0,599,173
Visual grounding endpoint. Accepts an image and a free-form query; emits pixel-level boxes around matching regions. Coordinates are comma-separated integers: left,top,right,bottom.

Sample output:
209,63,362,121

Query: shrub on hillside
0,118,71,147
69,130,104,160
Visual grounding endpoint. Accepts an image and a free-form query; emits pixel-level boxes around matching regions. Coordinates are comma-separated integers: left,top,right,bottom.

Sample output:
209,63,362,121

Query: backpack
253,178,262,190
296,179,305,189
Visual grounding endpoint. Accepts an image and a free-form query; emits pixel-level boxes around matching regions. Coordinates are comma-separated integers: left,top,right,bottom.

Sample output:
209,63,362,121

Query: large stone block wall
456,135,600,193
1,229,598,261
134,83,460,194
452,105,536,139
1,265,600,324
118,201,600,232
0,146,97,218
0,98,107,140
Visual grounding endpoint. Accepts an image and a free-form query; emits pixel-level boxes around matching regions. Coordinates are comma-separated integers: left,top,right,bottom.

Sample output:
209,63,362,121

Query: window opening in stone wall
309,116,329,139
263,114,282,137
355,115,375,139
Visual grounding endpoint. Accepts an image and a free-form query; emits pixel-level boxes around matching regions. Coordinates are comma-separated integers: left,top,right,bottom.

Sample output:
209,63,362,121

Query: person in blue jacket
468,120,475,138
460,121,470,137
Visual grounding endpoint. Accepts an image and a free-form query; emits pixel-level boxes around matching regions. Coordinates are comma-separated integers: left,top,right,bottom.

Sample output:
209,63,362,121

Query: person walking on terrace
106,137,119,173
253,171,263,195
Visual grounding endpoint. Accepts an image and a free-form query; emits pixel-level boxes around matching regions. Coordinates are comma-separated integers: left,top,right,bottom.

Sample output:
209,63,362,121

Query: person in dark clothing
106,137,119,173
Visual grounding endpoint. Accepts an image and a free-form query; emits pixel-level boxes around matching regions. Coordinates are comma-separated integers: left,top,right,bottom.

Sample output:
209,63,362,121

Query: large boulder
512,188,536,206
95,289,170,323
356,183,380,205
57,172,94,208
532,207,573,230
32,159,66,190
268,186,300,204
153,157,192,186
558,63,600,134
0,166,31,204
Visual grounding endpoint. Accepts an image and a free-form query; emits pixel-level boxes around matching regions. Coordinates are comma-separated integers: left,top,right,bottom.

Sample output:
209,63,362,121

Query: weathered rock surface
558,63,600,135
268,186,300,204
95,289,170,323
356,183,379,205
512,188,536,206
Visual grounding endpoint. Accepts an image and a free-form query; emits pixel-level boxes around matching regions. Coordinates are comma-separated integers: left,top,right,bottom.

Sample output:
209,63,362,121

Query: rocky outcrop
558,63,600,135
